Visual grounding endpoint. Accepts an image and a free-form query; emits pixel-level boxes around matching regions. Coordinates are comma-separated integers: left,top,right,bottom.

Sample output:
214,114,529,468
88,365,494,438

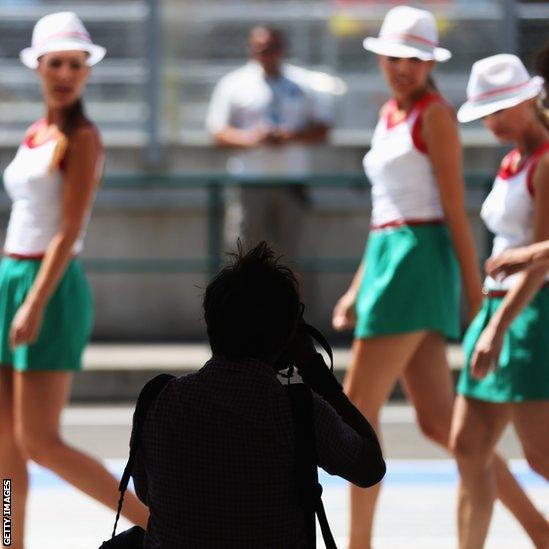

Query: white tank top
3,121,100,256
482,143,549,290
363,94,447,228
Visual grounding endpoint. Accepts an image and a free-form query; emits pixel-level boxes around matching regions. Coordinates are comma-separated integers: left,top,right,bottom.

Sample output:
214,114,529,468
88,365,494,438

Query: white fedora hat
458,54,544,123
363,6,451,63
20,12,106,69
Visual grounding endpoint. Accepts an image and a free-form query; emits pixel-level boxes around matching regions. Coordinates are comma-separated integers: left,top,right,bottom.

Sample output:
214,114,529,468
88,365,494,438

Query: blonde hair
534,43,549,131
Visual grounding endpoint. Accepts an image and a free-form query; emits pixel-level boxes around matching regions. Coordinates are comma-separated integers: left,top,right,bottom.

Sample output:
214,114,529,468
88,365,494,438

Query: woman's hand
485,248,533,280
10,300,45,348
332,290,357,331
470,323,504,380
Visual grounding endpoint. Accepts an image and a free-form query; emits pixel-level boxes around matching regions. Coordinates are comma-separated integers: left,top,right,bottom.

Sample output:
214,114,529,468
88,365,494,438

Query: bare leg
0,368,26,549
492,455,549,548
14,371,149,529
345,331,427,549
511,400,549,547
512,401,549,481
401,332,455,447
403,333,549,546
450,396,510,549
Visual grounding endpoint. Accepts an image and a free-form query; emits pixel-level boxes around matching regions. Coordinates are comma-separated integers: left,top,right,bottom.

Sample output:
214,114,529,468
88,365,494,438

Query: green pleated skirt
354,223,461,339
458,287,549,402
0,257,93,371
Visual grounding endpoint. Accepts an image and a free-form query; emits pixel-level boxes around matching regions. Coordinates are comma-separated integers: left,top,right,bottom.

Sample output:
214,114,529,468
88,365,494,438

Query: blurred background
0,0,547,343
1,4,547,546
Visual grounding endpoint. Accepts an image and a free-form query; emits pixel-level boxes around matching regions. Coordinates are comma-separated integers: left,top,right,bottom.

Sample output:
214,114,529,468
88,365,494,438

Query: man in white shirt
207,26,331,263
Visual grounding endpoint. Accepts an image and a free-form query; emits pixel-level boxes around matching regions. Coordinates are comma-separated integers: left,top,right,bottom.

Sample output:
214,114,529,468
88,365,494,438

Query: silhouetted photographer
107,242,385,548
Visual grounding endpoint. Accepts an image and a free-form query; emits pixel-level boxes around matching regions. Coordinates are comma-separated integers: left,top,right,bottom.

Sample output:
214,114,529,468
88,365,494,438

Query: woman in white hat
332,6,549,547
485,45,549,281
451,53,549,548
0,12,148,546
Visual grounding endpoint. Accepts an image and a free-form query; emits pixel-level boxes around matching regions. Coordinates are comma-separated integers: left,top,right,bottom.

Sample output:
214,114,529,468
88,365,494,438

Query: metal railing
1,0,547,159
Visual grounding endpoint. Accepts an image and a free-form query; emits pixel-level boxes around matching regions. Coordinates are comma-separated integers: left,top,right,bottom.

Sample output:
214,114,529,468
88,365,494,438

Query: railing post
500,0,518,55
145,0,164,168
207,179,223,279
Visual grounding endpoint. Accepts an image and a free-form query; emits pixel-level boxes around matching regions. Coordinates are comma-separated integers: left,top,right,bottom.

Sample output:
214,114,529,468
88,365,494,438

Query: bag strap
303,322,333,372
287,383,337,549
110,373,176,539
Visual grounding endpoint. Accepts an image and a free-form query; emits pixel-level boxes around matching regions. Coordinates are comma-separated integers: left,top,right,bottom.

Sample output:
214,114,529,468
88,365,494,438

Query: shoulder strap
287,383,337,549
110,373,176,539
303,322,333,371
409,93,453,153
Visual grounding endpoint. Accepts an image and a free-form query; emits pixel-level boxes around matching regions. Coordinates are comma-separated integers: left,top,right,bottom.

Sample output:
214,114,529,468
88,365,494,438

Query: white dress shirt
207,61,331,177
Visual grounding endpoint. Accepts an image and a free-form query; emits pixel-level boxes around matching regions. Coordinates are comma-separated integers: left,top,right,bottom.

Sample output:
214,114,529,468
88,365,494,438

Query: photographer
130,242,385,548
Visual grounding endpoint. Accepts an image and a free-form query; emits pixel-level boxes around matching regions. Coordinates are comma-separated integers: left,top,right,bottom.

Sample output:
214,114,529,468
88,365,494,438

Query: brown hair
50,98,87,171
427,74,439,94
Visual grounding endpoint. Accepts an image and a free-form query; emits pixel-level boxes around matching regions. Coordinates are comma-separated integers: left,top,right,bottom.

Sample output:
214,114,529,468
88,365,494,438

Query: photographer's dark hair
204,242,300,361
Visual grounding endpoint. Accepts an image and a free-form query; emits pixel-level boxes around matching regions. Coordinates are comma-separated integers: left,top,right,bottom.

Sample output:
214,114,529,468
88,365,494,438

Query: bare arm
471,154,549,378
212,126,270,148
332,104,390,331
214,122,329,148
332,258,365,331
422,103,484,321
290,331,385,487
274,123,329,145
10,126,100,348
294,123,329,143
486,240,549,278
313,387,386,488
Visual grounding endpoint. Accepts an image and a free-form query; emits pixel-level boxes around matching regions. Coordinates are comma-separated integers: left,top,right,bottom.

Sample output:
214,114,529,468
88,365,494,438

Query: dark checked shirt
132,356,368,548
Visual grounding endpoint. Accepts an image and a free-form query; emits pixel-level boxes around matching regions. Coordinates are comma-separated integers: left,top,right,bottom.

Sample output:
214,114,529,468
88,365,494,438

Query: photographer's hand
297,354,343,398
287,325,342,398
286,322,317,366
291,331,386,485
287,323,385,486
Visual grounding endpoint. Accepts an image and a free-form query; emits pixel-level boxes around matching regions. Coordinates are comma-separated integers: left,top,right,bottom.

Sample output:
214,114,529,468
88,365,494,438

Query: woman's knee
345,389,381,424
0,412,15,440
449,424,493,467
0,422,23,458
450,397,507,467
0,370,15,439
344,377,380,420
0,412,22,457
416,414,449,447
16,426,61,466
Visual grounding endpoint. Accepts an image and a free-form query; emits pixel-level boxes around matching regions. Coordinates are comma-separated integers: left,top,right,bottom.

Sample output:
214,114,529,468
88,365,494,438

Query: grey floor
19,404,547,548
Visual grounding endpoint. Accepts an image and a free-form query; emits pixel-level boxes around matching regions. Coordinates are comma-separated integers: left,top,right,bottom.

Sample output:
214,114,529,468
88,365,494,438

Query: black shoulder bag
285,322,338,549
99,373,175,549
